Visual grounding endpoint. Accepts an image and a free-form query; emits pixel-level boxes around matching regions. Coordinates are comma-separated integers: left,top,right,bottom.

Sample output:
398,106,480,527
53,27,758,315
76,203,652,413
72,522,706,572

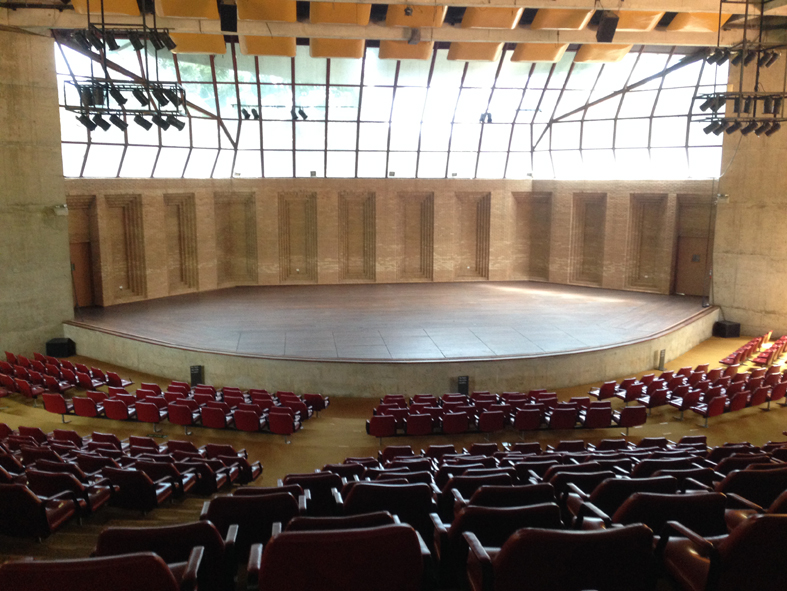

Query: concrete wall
715,61,787,336
0,30,73,354
65,177,715,306
65,306,719,396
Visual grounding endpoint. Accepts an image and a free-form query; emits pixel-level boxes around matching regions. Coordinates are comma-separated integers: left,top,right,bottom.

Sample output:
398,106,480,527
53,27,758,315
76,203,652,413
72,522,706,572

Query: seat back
0,552,180,591
258,524,424,591
0,483,52,538
613,492,727,537
583,406,612,428
717,467,787,508
466,483,555,508
18,426,48,444
713,515,787,591
492,524,654,591
283,472,342,516
631,457,694,478
343,482,436,541
104,399,131,420
588,475,678,516
285,511,396,531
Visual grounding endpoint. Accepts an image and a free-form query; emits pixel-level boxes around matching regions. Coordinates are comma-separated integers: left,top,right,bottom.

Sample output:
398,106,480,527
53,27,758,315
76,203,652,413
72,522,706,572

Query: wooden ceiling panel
574,43,633,62
461,7,524,29
386,5,448,27
447,42,504,61
613,10,665,32
530,9,594,31
378,40,434,59
309,38,365,58
310,3,372,25
71,0,140,16
239,35,297,56
169,33,227,54
156,0,220,19
237,0,297,22
511,42,569,62
666,12,732,32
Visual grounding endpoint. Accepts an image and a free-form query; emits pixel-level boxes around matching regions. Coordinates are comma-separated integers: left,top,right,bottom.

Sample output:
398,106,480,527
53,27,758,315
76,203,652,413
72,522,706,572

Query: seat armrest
429,482,440,496
246,543,263,591
238,448,248,458
298,494,308,515
575,501,611,529
277,479,283,487
181,545,204,591
415,530,432,567
564,482,589,501
272,522,282,537
451,487,469,513
332,487,343,510
154,476,174,486
430,512,448,560
656,521,715,557
464,531,493,591
527,469,540,481
726,492,764,511
612,466,630,476
392,515,401,524
199,501,210,519
225,523,239,551
683,477,713,492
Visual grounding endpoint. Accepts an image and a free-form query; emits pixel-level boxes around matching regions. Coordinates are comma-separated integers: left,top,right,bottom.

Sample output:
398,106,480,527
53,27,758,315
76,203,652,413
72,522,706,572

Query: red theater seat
0,483,79,540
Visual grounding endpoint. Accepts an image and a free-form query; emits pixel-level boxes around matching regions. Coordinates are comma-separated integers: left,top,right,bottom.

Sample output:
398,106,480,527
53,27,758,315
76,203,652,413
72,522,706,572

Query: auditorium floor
1,334,785,569
72,282,705,360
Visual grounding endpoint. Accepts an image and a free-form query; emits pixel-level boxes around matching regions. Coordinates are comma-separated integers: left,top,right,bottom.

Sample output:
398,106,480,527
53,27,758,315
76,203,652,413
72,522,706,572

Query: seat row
720,332,769,366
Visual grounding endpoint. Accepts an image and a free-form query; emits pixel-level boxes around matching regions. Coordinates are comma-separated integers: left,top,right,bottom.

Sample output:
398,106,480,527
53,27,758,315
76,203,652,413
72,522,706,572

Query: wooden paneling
105,195,146,299
339,191,375,282
626,194,667,290
512,192,551,280
164,194,198,294
279,192,318,283
397,192,434,281
214,193,258,286
570,193,606,286
455,192,491,279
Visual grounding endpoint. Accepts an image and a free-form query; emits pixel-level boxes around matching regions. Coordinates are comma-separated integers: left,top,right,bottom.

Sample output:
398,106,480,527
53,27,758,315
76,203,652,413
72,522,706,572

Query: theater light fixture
251,109,260,120
291,107,298,120
766,122,782,136
151,88,170,106
132,89,149,106
163,89,181,107
298,108,308,120
109,114,128,131
755,122,772,136
151,114,170,130
725,121,743,134
166,116,186,131
740,121,758,135
242,108,251,120
134,115,152,130
703,121,721,134
92,113,111,131
109,87,127,106
129,32,144,51
77,113,97,131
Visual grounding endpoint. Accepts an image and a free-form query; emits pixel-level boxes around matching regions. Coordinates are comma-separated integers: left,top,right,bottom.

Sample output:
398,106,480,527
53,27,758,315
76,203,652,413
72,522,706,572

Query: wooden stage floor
73,282,705,361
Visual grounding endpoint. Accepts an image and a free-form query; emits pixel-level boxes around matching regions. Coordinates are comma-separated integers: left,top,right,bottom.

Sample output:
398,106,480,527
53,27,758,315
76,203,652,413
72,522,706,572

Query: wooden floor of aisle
1,334,786,565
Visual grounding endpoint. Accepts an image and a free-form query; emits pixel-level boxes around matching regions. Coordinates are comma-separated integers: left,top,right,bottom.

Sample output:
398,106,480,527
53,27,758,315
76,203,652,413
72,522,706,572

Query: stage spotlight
79,86,94,106
725,121,743,134
703,121,721,134
743,97,753,114
92,114,111,131
486,113,492,123
71,31,93,52
242,108,250,120
291,107,298,120
129,32,145,51
773,98,783,114
161,32,177,51
740,121,758,135
733,97,742,113
85,28,104,51
298,108,307,120
765,122,781,136
763,97,774,115
766,52,780,67
713,121,732,135
150,32,166,51
151,114,170,130
92,86,105,106
134,115,152,130
755,122,772,136
152,88,170,106
716,49,730,65
132,88,149,106
710,97,726,112
163,89,181,107
731,52,743,66
251,108,260,120
77,113,97,131
699,97,715,111
758,51,772,67
109,114,128,131
706,50,721,64
166,115,186,131
104,31,120,51
109,87,127,106
744,51,758,66
479,112,486,122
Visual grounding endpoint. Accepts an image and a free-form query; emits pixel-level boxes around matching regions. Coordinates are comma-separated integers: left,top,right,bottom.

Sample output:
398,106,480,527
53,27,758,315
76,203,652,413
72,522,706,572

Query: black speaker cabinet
713,320,741,338
457,376,469,396
596,12,619,43
46,337,76,358
190,365,205,387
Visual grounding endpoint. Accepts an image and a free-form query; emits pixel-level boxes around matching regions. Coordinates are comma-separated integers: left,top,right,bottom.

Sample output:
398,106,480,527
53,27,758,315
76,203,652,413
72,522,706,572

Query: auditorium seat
438,473,512,520
660,514,787,591
268,409,301,439
26,468,113,515
168,402,200,435
134,461,198,497
404,413,433,435
478,410,506,433
42,392,74,423
0,483,79,539
93,521,236,591
442,411,470,434
566,475,679,524
579,403,612,428
76,371,104,390
106,371,133,388
103,467,173,513
282,472,342,516
452,483,555,515
201,406,234,429
42,374,72,394
710,466,787,508
465,523,654,591
15,378,43,406
589,380,617,400
690,395,727,427
433,503,563,586
104,398,136,421
612,404,648,435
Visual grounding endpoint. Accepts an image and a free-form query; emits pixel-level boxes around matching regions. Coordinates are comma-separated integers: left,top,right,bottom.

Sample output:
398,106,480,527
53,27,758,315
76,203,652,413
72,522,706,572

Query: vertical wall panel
164,194,199,294
339,191,376,282
397,192,434,281
455,192,491,279
570,193,606,286
626,194,667,290
279,192,318,283
105,195,146,299
214,193,258,286
512,192,552,280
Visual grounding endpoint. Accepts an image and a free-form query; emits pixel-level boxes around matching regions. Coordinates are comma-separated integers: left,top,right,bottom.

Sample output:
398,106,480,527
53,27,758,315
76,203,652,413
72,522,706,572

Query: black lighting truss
64,79,186,117
695,91,787,136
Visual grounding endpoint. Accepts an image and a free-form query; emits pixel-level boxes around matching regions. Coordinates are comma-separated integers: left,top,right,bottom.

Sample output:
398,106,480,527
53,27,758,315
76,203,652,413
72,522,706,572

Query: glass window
120,145,158,178
532,151,554,178
258,56,292,84
126,116,160,146
451,123,482,151
551,121,581,149
358,122,389,150
327,122,357,150
650,116,687,147
581,149,616,179
480,124,512,151
528,62,553,90
664,54,703,89
419,122,452,152
220,120,238,149
447,152,478,178
554,90,591,121
330,58,363,85
430,49,465,88
547,53,573,89
177,54,212,82
263,150,293,177
61,108,88,143
260,85,292,120
585,94,621,120
417,152,448,178
517,89,542,123
488,89,522,124
295,121,326,150
392,87,427,122
423,86,461,123
357,151,387,177
153,147,189,178
629,53,669,90
454,88,492,123
329,87,360,121
236,53,257,83
191,118,220,148
476,152,507,178
182,83,217,113
397,59,431,87
654,88,696,117
619,90,658,118
509,124,530,151
463,60,498,89
506,151,532,179
360,86,393,121
327,151,356,177
496,53,532,88
389,121,421,151
534,90,561,123
552,150,583,179
161,118,191,147
651,148,689,178
213,149,235,178
262,121,293,149
363,48,397,86
688,119,723,147
615,118,650,148
237,120,261,150
184,148,218,178
296,151,325,177
294,85,326,120
387,152,417,177
688,147,722,178
614,148,651,179
234,150,262,178
83,144,123,178
565,62,601,90
295,45,326,84
582,120,614,149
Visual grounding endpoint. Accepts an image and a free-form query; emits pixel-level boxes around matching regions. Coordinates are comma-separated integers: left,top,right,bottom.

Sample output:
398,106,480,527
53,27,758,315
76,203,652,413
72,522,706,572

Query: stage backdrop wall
64,177,715,307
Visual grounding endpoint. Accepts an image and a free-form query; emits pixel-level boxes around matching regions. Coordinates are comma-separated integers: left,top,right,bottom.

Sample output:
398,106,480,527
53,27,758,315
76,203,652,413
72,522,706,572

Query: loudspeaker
46,337,76,358
190,365,205,387
596,12,619,43
219,4,238,33
713,320,741,338
457,376,469,396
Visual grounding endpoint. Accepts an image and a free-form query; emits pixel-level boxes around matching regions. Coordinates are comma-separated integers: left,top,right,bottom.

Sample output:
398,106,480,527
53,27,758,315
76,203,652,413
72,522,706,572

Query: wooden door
675,236,707,296
70,242,94,307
